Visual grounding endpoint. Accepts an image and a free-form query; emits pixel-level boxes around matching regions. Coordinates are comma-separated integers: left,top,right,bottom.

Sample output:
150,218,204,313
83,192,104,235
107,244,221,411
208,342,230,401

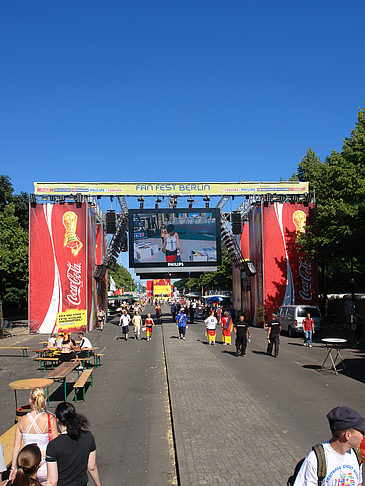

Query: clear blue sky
1,0,364,278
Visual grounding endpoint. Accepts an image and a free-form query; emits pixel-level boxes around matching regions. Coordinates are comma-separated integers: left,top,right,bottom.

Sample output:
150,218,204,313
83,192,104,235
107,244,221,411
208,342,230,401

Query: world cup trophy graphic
62,211,83,256
292,210,306,234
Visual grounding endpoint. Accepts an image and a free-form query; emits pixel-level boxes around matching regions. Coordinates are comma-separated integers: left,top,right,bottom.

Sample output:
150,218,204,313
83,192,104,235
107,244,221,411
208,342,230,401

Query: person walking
303,313,315,347
5,444,43,486
46,402,101,486
176,309,188,340
132,311,142,340
145,314,155,341
171,302,177,323
221,311,233,346
266,313,281,358
205,311,218,345
11,388,58,485
234,315,251,356
293,406,365,485
119,310,131,340
189,305,195,324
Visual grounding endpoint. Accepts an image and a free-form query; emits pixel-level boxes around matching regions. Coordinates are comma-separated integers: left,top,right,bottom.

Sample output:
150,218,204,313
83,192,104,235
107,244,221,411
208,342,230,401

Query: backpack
287,444,363,486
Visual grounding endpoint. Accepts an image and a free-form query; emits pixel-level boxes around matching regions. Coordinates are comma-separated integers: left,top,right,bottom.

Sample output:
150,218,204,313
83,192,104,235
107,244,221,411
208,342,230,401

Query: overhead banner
29,203,88,333
34,181,309,196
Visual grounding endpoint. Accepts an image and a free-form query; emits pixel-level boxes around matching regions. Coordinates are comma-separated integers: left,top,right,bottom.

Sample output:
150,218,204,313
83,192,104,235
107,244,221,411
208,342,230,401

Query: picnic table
9,378,54,410
74,346,99,358
46,361,79,401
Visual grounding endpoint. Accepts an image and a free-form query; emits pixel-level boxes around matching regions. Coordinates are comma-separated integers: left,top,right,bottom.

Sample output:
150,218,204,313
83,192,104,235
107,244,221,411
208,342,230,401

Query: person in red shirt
303,313,315,347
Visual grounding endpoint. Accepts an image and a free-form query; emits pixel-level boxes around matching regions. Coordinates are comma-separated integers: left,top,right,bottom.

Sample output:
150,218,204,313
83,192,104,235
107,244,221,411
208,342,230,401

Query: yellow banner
154,285,172,295
57,309,87,329
34,181,309,196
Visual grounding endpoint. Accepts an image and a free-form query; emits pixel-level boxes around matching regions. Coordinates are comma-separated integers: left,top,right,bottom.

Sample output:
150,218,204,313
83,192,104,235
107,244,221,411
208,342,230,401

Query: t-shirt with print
46,430,96,486
120,315,131,327
293,442,363,486
177,313,187,327
268,320,281,335
234,321,249,336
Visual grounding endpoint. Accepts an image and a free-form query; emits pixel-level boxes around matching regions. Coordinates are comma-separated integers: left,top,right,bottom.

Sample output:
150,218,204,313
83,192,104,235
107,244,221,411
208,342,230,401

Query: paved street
1,304,365,485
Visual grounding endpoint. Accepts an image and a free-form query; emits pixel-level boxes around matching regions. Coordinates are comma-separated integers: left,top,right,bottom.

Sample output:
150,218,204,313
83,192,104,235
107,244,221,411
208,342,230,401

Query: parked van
276,305,321,337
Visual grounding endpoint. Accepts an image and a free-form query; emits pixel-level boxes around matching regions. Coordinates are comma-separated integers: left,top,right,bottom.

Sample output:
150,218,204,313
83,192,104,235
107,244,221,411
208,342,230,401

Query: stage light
59,195,65,204
155,198,161,209
50,196,56,202
188,198,194,208
30,194,37,207
138,197,144,209
203,196,210,208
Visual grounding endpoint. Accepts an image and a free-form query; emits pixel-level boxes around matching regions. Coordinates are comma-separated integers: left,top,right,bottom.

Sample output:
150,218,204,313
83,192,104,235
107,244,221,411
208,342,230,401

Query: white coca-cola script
298,259,312,301
66,261,83,306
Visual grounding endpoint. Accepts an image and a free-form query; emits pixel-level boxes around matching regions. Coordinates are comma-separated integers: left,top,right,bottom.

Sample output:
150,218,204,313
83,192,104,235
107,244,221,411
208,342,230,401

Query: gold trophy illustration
62,211,83,256
292,210,307,233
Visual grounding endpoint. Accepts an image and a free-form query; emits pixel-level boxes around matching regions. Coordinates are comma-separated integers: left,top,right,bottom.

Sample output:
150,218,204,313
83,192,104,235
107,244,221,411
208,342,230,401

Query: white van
276,305,321,337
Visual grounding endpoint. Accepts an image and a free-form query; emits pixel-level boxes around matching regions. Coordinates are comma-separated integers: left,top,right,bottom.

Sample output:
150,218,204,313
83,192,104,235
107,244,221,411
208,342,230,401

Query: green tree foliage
174,251,233,293
0,203,29,316
108,262,135,291
0,175,29,228
295,107,365,293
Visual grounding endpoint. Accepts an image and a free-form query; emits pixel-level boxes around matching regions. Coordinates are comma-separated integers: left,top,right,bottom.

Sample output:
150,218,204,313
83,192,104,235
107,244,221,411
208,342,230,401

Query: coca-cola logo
298,259,312,301
66,261,83,306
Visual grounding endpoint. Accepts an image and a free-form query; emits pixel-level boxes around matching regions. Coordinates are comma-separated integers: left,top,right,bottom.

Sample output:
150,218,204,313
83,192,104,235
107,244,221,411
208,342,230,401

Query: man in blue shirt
176,309,188,340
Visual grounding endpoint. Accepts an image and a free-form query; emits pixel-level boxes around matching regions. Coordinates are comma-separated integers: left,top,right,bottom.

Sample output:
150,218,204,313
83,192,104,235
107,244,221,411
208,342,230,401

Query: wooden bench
93,353,104,367
71,356,92,370
35,356,59,370
0,424,18,467
0,346,29,358
73,369,93,402
46,361,79,401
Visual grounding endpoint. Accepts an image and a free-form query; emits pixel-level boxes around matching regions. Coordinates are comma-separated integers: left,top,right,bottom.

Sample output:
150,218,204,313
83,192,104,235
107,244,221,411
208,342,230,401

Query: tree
174,251,233,293
295,107,365,293
108,262,135,291
0,203,29,316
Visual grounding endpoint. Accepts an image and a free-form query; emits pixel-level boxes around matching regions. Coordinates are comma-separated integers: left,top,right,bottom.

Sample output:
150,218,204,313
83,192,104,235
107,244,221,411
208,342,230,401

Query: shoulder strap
353,447,363,465
312,444,326,485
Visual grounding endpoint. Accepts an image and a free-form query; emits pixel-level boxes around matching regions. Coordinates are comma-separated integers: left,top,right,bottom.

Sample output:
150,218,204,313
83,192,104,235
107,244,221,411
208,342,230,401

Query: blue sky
1,1,364,275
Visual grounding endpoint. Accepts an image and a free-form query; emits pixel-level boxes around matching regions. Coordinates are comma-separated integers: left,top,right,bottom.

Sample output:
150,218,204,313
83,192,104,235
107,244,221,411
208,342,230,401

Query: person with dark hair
45,402,101,486
58,335,77,363
4,444,42,486
162,224,183,262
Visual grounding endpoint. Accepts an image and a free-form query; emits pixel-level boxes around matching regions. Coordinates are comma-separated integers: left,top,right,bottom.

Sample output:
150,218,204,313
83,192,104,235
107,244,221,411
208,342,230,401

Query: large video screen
128,208,221,271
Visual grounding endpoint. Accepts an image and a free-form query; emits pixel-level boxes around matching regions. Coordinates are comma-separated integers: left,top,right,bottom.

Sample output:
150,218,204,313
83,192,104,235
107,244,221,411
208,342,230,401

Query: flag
110,275,117,291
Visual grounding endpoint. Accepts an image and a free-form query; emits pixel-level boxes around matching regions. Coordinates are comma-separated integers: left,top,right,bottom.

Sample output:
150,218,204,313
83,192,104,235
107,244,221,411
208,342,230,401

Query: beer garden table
320,338,347,375
9,378,54,410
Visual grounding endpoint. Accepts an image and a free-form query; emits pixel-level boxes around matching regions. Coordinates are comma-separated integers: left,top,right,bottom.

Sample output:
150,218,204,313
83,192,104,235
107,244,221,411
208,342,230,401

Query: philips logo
167,263,184,267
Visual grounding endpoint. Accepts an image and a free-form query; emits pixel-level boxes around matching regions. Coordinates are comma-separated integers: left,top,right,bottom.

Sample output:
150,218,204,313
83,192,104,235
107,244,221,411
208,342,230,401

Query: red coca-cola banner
262,202,317,322
29,203,88,333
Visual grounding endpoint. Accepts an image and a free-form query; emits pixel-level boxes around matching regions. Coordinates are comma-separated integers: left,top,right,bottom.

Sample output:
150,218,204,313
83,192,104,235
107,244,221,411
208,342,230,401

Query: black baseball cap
327,406,365,431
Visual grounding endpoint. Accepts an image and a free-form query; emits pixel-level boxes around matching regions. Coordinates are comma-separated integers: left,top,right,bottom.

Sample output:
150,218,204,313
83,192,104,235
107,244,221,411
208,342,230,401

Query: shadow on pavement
251,350,269,356
221,350,237,357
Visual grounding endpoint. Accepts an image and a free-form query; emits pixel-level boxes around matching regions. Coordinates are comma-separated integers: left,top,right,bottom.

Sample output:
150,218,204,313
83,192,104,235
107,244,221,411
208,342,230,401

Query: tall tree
295,107,365,293
0,203,29,316
108,262,135,291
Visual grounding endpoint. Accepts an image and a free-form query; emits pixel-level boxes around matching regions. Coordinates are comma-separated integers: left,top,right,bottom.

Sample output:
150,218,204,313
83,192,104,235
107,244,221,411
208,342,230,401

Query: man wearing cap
293,406,365,485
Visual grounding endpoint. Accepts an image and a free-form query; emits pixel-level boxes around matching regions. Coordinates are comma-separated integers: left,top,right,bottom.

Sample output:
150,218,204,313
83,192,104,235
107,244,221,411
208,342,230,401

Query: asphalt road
1,304,365,485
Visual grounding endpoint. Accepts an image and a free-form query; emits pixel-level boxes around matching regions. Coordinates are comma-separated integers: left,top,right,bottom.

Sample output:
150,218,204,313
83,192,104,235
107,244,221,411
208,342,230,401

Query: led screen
128,208,221,271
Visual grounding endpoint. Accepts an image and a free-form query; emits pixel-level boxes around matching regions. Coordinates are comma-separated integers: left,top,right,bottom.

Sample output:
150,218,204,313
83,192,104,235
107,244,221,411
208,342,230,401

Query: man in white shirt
293,406,365,485
205,311,218,345
77,332,93,357
132,311,142,340
119,310,131,340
